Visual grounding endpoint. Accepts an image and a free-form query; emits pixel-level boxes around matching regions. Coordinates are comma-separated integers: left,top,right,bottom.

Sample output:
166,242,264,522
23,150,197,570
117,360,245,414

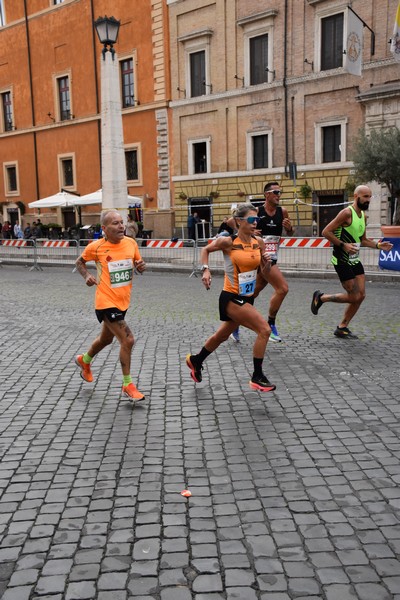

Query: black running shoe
249,373,276,392
186,354,203,383
334,326,358,339
311,290,324,315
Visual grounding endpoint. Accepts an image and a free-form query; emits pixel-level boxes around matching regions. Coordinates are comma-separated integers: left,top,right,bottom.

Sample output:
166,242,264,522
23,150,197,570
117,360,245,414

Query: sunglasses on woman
239,216,260,224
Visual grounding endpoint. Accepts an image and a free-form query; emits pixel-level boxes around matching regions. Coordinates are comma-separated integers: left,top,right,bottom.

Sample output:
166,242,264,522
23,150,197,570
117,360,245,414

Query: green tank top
331,206,365,265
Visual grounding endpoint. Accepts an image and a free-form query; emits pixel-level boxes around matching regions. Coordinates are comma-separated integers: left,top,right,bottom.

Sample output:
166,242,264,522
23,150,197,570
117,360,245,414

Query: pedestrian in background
187,211,200,240
125,214,139,239
24,223,32,239
2,221,11,239
217,216,234,236
31,222,41,239
14,221,23,239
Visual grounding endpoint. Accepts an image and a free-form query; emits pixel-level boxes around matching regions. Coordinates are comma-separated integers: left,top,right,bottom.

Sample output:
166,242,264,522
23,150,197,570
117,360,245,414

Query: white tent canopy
28,189,143,209
28,191,79,209
71,189,142,206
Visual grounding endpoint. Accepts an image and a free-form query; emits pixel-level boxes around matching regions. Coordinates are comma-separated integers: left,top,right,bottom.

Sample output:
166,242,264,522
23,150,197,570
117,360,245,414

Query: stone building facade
168,0,400,237
1,0,399,239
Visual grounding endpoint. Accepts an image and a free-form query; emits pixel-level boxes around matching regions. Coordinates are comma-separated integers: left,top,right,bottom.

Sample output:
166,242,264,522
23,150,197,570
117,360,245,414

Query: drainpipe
283,0,289,172
23,0,40,200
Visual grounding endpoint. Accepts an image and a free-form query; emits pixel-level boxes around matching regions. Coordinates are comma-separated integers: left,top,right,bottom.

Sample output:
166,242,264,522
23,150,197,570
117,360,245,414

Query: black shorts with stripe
219,290,254,321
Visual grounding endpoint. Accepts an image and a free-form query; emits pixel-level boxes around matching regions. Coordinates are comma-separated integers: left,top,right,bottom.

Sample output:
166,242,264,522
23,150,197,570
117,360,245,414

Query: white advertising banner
391,2,400,63
344,9,363,76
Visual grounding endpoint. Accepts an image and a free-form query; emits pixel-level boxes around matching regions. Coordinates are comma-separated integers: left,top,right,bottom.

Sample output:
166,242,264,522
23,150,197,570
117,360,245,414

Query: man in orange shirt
74,210,146,402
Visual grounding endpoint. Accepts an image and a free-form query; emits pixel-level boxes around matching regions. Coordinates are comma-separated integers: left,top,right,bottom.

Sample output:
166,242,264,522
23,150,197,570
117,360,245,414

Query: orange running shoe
75,355,94,383
122,383,145,402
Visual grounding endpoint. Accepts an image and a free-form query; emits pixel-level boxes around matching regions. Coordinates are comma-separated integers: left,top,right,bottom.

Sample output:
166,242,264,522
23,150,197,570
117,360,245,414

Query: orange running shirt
81,236,142,310
223,235,261,296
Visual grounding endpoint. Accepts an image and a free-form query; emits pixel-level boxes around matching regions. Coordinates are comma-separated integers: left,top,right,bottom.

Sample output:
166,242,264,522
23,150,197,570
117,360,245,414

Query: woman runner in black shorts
186,203,276,392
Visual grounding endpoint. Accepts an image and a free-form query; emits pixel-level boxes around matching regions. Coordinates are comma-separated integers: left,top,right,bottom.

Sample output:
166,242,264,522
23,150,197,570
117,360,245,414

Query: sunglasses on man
266,190,282,196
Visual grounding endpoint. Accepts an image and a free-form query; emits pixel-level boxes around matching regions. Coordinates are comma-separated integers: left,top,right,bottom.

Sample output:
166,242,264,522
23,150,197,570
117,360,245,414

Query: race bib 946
108,259,133,288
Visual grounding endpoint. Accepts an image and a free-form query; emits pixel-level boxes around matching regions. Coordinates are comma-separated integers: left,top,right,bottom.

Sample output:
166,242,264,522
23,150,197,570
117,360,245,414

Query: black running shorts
219,290,254,321
333,260,364,282
95,307,127,323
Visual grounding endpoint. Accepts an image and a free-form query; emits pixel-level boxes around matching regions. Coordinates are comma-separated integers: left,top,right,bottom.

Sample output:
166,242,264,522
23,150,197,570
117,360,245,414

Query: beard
357,199,370,211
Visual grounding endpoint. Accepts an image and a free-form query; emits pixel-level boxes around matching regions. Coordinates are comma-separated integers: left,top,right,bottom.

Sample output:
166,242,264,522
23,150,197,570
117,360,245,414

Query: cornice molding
178,28,213,43
237,9,278,27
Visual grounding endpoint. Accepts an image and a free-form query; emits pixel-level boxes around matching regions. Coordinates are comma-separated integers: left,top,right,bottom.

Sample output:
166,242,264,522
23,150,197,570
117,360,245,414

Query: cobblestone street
0,266,399,600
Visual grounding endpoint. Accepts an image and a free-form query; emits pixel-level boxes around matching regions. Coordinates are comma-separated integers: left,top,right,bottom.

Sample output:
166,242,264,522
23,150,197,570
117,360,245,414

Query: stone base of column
143,209,175,239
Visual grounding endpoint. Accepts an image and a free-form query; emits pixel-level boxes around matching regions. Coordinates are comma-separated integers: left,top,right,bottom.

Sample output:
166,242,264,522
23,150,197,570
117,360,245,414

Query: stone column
100,50,127,221
156,108,171,210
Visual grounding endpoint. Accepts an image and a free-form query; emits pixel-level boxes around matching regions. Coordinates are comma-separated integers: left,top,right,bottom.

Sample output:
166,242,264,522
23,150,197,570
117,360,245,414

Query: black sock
194,346,211,365
253,357,264,378
268,316,275,326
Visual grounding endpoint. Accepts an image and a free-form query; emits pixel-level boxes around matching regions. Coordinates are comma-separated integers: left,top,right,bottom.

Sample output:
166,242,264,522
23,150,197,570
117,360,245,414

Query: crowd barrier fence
0,239,37,270
0,236,395,277
192,237,384,276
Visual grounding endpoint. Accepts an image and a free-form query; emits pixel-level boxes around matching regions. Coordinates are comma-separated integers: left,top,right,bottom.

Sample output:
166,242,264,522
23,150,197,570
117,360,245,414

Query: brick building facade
1,0,399,239
168,0,400,237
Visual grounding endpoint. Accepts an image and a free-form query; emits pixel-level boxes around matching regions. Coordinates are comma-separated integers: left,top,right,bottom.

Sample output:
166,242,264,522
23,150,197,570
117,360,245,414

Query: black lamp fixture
304,58,314,71
265,67,275,80
94,15,121,60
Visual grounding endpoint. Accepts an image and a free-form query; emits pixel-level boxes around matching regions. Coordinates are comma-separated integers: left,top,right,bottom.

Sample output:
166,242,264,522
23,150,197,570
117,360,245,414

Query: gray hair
232,203,257,218
100,210,120,226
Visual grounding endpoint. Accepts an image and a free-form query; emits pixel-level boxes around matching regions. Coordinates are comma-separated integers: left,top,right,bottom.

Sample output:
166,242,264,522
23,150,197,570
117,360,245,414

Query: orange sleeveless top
223,235,261,295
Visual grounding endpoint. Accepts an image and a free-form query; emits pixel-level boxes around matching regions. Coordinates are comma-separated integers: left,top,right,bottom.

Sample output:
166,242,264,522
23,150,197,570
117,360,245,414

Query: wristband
376,242,381,249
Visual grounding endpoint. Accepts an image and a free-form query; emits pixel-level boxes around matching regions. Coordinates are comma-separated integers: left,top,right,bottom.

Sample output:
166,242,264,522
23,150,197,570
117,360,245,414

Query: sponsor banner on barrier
279,237,331,248
206,237,332,248
379,237,400,272
42,241,72,248
1,240,28,247
146,240,183,248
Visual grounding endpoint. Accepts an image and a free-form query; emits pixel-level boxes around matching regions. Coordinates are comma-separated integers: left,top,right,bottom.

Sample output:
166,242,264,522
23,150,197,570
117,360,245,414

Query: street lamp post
94,16,128,220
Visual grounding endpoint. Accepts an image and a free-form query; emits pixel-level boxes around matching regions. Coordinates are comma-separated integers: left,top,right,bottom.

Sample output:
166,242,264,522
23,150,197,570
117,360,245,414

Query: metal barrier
73,238,197,273
0,239,36,268
34,239,79,270
194,237,383,275
136,238,196,271
0,235,391,276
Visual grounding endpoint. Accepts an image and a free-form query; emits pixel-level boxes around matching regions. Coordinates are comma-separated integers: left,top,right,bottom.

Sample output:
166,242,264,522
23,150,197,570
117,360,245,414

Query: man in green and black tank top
310,185,393,339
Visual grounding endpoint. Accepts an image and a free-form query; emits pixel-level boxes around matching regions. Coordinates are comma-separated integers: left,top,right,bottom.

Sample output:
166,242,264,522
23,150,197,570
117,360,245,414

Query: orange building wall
1,0,172,232
35,121,100,198
0,134,37,202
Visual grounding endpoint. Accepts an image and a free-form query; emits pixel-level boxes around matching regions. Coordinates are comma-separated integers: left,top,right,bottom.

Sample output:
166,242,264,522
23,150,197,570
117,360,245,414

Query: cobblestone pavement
0,266,399,600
